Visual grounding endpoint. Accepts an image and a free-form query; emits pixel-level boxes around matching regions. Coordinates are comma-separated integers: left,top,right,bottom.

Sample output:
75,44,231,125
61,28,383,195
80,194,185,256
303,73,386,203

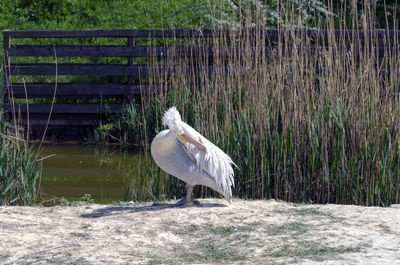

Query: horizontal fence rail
8,64,176,76
8,83,145,98
4,29,399,38
3,29,400,133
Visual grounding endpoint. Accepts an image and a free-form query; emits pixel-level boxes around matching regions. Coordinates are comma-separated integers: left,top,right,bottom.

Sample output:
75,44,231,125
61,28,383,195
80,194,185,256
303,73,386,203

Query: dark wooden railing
2,29,398,129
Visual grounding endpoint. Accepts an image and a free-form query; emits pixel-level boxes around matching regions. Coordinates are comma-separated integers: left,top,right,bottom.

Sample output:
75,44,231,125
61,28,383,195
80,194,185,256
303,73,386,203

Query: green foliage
91,102,141,144
0,0,212,30
0,129,42,205
55,193,95,206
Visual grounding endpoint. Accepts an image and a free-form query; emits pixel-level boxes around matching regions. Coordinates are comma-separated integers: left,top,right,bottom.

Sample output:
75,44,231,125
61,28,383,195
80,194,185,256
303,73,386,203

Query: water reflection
39,144,144,203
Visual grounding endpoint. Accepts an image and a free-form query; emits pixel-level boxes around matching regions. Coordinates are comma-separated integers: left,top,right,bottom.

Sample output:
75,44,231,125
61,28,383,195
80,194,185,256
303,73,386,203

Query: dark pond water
39,144,145,203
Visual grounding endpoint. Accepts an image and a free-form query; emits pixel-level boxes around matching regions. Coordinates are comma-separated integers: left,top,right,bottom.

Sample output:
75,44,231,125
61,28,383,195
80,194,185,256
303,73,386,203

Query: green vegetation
0,0,212,30
59,193,95,206
293,208,331,217
266,241,362,261
1,1,400,206
0,126,41,205
89,103,141,144
125,1,400,206
181,241,247,262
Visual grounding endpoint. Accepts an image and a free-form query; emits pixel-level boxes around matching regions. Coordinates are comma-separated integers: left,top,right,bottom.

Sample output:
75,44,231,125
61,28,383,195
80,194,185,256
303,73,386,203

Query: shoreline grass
121,1,400,206
0,123,42,205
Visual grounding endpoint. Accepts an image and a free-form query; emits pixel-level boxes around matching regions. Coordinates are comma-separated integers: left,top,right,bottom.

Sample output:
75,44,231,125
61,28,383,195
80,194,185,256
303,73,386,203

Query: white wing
177,121,235,199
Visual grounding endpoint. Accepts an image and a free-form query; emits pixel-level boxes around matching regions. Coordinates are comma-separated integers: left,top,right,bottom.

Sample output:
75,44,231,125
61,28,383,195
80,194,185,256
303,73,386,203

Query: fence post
127,36,135,101
3,31,10,104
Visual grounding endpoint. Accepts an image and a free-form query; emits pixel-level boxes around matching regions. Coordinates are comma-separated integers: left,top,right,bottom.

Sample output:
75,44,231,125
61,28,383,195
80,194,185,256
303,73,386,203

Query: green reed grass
0,124,42,205
103,1,400,206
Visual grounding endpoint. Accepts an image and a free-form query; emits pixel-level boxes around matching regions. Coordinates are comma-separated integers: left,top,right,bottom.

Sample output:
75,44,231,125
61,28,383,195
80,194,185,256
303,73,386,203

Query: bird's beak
178,134,207,152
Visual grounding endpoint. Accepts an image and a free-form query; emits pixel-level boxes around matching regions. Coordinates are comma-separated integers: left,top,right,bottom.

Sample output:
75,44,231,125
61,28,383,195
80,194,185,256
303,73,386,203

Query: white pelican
150,107,235,206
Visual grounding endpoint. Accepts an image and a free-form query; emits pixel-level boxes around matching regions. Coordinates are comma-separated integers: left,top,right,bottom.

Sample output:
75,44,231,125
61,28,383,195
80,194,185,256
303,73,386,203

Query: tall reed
1,62,42,205
130,1,400,206
0,124,42,205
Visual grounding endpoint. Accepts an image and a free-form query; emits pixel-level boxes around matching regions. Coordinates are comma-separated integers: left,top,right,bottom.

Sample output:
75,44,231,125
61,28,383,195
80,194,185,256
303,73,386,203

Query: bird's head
162,106,183,134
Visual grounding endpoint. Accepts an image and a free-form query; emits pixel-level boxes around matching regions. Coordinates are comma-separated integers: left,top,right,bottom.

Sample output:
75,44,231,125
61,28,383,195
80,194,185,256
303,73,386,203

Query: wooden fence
2,29,216,127
2,29,398,130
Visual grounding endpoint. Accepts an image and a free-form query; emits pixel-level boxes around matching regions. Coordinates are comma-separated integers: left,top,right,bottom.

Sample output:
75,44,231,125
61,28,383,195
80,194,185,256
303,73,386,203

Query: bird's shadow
80,201,227,219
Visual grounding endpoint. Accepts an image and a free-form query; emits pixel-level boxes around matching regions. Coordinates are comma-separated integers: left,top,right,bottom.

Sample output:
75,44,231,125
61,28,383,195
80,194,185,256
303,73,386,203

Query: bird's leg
171,185,200,207
185,185,200,206
186,185,194,201
171,185,191,207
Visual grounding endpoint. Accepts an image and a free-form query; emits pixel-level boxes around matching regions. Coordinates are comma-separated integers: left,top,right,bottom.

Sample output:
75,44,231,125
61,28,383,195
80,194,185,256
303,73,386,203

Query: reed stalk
0,125,42,205
125,1,400,206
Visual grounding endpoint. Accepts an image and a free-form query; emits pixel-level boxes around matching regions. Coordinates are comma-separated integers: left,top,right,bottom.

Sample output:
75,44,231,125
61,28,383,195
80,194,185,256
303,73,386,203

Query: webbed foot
171,198,201,207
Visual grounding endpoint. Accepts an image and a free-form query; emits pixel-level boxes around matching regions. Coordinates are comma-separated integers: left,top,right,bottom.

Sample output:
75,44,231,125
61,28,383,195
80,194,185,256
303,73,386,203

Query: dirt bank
0,199,399,264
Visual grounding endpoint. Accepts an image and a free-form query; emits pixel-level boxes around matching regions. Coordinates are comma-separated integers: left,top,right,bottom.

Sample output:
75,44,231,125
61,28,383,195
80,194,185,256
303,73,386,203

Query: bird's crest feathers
162,107,182,133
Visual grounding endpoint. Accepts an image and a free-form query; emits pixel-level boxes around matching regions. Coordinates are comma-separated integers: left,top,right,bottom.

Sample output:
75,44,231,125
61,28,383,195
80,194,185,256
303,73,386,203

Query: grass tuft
266,241,362,261
0,124,42,205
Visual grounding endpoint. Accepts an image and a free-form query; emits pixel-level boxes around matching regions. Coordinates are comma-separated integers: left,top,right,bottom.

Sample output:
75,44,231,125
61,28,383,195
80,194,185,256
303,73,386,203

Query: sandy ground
0,199,399,265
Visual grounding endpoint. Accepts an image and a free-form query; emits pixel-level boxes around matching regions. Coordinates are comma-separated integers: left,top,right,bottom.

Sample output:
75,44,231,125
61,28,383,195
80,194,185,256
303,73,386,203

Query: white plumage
150,107,235,206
